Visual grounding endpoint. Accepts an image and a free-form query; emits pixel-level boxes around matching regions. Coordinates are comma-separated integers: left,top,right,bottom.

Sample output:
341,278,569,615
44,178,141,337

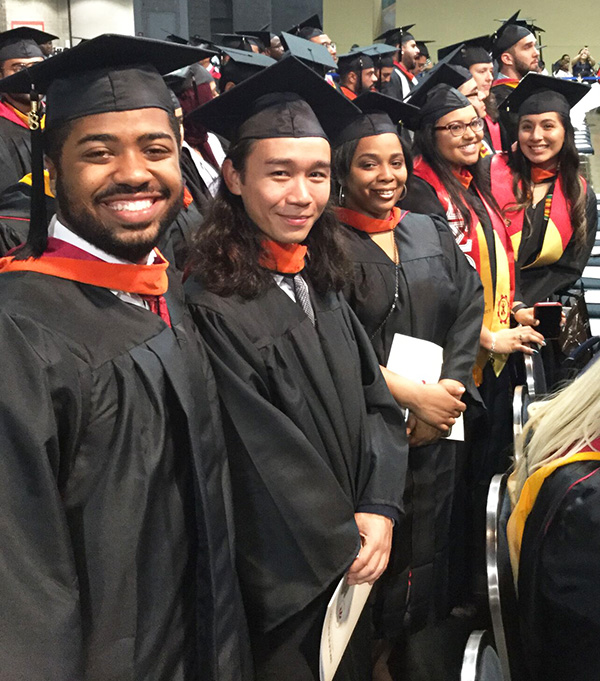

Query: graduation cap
375,25,415,46
438,35,492,66
499,72,590,117
189,35,219,50
0,34,216,257
491,11,533,58
219,47,275,89
164,62,214,95
235,30,271,51
188,55,359,143
405,84,471,131
0,27,50,61
357,44,397,69
214,33,262,53
337,48,375,75
406,59,469,107
514,18,545,34
165,33,189,45
287,14,324,39
332,91,419,146
415,41,434,58
280,32,336,72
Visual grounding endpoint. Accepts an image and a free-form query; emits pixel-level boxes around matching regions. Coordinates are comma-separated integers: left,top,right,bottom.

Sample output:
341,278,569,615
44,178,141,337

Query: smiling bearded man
0,35,251,681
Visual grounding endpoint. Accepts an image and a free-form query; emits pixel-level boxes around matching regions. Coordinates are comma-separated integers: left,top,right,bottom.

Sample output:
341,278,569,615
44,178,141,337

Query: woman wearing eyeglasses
402,83,544,594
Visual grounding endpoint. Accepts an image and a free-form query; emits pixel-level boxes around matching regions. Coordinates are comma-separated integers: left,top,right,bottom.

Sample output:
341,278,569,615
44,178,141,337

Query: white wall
70,0,134,41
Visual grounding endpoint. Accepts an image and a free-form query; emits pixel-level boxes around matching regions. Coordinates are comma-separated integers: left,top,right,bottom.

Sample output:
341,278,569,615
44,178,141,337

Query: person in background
338,50,378,99
572,46,596,78
378,25,420,100
184,56,407,680
289,14,338,63
412,41,431,78
507,357,600,681
490,11,539,149
553,54,572,78
0,28,45,193
332,91,484,680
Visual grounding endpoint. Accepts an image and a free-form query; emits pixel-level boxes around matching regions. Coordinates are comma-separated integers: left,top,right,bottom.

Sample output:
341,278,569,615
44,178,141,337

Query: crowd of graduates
0,10,598,681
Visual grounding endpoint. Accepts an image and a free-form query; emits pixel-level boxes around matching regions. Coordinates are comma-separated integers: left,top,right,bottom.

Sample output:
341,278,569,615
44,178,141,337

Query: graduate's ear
222,158,242,195
500,51,513,67
45,156,58,196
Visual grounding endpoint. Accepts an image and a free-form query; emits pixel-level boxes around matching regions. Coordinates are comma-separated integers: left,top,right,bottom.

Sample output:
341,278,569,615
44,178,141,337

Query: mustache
94,183,171,202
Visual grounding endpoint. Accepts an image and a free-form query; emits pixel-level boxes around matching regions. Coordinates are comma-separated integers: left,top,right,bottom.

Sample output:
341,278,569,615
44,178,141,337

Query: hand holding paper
346,513,393,586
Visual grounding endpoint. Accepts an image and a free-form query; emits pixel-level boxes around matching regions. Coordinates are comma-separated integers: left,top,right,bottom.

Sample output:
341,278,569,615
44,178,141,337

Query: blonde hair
513,358,600,498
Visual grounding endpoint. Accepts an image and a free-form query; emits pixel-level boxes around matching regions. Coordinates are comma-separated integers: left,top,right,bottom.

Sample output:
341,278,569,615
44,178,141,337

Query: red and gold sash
414,157,515,378
395,61,418,85
340,86,358,101
492,77,519,89
490,153,585,268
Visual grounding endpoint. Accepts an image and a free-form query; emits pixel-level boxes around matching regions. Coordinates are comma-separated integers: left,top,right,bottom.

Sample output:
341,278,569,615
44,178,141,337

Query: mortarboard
280,32,336,72
410,84,472,129
164,62,214,95
332,91,419,146
189,35,219,50
375,25,415,46
188,55,359,143
0,27,51,61
438,35,492,66
415,41,434,58
491,11,532,58
499,72,589,117
0,34,216,256
235,30,271,51
214,33,262,53
165,33,189,45
219,47,275,88
337,48,375,75
287,14,323,39
406,57,469,107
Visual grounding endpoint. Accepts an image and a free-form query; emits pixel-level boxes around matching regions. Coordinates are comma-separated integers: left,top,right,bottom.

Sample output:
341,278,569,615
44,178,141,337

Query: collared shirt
182,137,225,197
272,273,296,302
48,215,155,309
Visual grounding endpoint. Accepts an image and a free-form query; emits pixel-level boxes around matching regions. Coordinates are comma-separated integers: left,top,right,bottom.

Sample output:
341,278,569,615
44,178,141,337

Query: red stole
0,99,30,129
485,115,503,153
259,241,307,274
395,61,418,85
340,86,358,101
492,77,520,89
413,157,515,379
489,153,585,268
0,239,172,324
336,206,405,233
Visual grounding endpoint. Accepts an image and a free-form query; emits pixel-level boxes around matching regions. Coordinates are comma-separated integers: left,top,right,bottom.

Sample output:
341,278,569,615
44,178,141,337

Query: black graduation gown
0,179,56,255
517,183,597,304
158,195,203,272
0,268,251,680
179,146,213,215
0,115,33,193
340,213,484,634
185,277,408,634
518,460,600,681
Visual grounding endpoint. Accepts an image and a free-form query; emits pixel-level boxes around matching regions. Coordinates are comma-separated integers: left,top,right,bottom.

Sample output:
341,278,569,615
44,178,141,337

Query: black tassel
13,86,48,260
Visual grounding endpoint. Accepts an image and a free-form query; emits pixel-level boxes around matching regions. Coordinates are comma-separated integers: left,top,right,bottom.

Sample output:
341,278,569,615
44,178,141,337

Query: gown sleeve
0,312,86,679
536,473,600,680
519,183,597,304
342,299,409,516
430,215,485,391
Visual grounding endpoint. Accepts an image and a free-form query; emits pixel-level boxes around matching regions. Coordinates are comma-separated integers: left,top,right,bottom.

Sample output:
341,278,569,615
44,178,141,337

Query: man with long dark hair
185,56,408,680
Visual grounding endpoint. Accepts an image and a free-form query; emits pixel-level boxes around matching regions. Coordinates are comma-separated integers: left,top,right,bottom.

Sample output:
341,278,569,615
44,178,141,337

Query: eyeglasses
434,117,484,137
321,41,336,50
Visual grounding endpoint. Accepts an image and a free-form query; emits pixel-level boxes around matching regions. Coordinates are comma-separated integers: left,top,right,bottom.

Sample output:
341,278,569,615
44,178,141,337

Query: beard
514,54,537,78
56,175,183,263
402,52,417,70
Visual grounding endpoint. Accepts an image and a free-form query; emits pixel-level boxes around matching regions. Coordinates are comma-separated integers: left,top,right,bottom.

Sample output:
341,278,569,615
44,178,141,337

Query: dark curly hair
504,113,587,248
186,138,351,299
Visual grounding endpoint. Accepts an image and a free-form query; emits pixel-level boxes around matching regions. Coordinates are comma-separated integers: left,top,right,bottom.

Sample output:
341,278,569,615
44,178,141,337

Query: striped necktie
292,273,315,326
